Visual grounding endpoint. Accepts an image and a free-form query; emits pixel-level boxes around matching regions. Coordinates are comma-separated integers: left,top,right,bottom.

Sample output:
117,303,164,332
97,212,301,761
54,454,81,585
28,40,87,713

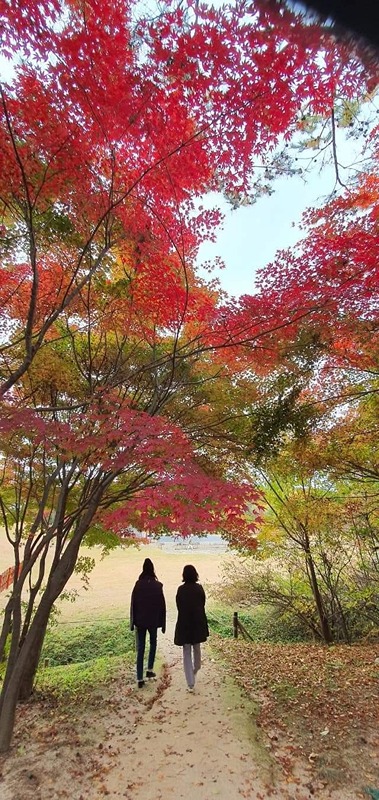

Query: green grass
36,653,132,700
36,618,135,701
208,604,311,643
41,618,135,666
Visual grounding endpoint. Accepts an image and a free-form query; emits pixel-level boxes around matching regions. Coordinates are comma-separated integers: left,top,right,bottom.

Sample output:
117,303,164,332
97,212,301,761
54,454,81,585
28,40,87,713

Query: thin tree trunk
18,616,50,703
18,544,49,652
0,501,100,752
0,586,59,751
0,600,13,662
305,547,333,644
0,591,23,706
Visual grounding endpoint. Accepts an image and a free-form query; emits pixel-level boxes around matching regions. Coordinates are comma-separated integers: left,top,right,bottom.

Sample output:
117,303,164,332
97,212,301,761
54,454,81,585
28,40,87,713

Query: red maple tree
0,0,376,752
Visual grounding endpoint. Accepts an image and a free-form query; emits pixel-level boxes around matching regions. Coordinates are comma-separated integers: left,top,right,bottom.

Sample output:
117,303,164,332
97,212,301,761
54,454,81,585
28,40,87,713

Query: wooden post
233,611,238,638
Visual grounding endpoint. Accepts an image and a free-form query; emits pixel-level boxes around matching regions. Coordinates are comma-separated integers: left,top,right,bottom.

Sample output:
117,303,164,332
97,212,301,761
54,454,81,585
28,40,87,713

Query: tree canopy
0,0,378,752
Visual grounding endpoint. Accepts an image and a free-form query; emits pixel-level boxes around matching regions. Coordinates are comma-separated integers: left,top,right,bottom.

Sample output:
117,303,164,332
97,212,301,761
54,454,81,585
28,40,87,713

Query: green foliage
207,607,235,638
81,524,124,555
41,619,134,666
208,605,310,643
34,206,76,240
73,556,96,587
35,618,136,701
36,654,129,700
248,378,315,462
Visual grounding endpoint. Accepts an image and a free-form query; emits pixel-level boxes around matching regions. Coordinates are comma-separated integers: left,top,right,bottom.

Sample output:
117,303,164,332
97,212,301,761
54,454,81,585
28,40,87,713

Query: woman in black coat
174,564,209,692
130,558,166,688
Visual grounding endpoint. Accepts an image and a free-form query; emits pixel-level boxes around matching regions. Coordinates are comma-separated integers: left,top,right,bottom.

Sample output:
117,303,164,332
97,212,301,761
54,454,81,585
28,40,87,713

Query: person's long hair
139,558,158,580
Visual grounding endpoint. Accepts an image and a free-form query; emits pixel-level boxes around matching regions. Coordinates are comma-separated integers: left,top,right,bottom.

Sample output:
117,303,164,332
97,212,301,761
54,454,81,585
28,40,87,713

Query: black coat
174,582,209,646
130,577,166,632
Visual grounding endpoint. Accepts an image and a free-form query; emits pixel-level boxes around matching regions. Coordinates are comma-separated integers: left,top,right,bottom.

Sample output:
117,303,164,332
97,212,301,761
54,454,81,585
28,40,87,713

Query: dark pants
136,627,157,680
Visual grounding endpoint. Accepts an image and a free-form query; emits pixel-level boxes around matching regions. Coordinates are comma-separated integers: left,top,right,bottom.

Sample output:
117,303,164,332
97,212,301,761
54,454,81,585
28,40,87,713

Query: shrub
208,604,311,643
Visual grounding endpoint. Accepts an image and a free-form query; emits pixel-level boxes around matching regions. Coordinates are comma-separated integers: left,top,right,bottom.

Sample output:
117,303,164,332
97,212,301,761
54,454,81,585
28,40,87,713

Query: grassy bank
35,618,135,702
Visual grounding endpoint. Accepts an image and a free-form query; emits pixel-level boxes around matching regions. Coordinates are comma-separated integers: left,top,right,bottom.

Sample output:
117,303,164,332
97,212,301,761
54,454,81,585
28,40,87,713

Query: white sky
194,111,375,299
195,97,377,299
195,170,332,297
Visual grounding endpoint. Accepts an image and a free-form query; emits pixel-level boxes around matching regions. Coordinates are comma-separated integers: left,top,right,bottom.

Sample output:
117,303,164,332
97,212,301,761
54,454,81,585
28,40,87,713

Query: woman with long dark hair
174,564,209,692
130,558,166,688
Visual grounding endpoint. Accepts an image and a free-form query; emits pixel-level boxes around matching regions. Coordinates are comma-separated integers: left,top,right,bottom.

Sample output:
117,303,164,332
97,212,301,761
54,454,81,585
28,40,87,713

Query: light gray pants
182,643,201,688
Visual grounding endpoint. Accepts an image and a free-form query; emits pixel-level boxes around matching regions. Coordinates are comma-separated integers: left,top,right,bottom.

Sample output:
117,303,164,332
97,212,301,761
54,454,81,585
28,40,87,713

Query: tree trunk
0,509,98,753
305,547,333,644
0,590,55,752
19,545,49,653
0,591,23,709
0,600,13,662
18,615,50,703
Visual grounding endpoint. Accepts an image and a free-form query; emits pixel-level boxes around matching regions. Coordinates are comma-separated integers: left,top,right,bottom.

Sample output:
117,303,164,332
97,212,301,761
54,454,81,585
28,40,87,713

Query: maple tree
0,0,376,753
213,255,379,635
0,283,263,750
210,106,379,537
0,0,373,391
213,151,379,639
249,116,379,374
217,276,379,643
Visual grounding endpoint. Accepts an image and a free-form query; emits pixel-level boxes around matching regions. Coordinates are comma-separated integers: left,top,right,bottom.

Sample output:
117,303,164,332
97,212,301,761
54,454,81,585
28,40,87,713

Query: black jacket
174,582,209,646
130,577,166,632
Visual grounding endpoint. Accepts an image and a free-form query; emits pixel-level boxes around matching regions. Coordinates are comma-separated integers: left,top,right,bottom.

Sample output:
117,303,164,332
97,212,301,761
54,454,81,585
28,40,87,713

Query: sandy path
102,611,272,800
98,623,362,800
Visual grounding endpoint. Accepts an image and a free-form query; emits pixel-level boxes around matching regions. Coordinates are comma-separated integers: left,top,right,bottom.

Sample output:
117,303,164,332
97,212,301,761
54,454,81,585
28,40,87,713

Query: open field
0,538,233,620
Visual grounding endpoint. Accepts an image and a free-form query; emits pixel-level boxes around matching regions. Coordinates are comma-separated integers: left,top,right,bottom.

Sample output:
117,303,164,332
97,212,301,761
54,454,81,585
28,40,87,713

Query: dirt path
102,611,272,800
0,612,274,800
91,617,367,800
0,613,371,800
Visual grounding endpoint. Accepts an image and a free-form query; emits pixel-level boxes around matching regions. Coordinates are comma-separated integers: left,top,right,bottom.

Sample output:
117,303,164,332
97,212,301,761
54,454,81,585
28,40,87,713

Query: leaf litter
214,637,379,795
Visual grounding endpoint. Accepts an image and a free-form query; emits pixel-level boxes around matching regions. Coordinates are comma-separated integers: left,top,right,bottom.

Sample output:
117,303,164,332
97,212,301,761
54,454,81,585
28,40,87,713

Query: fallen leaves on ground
0,661,161,800
213,637,379,791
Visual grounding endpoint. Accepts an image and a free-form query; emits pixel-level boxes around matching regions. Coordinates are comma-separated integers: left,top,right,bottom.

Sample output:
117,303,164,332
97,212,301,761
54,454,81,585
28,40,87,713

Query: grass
207,603,310,643
35,617,135,701
36,653,132,700
41,618,134,665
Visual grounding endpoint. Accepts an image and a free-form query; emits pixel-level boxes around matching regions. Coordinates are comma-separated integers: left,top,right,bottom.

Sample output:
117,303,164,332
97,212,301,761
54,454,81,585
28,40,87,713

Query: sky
195,94,377,300
195,169,333,297
194,112,374,299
